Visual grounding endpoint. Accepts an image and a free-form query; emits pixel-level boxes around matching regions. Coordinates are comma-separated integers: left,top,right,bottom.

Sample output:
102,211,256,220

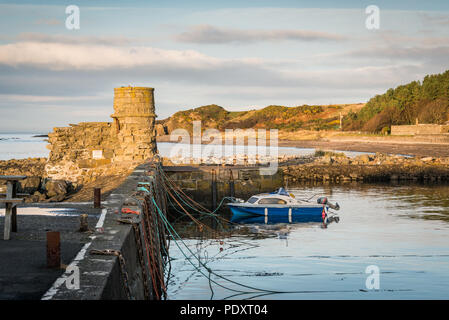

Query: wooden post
6,180,13,198
47,231,60,268
11,206,17,233
229,169,235,198
4,203,12,240
1,176,26,240
11,181,17,232
94,188,101,208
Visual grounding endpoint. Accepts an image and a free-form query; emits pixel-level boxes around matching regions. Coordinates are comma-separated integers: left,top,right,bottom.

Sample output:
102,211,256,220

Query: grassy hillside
343,70,449,133
157,103,364,134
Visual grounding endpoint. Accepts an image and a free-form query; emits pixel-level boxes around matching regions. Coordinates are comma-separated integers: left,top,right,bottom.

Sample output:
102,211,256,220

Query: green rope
153,198,253,294
152,197,285,295
158,165,234,216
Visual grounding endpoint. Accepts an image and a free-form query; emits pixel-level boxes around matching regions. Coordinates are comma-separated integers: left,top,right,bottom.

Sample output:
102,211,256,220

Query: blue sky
0,0,448,132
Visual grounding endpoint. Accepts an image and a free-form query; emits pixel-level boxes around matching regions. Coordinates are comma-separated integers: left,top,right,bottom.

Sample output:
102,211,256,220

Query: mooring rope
151,197,293,296
138,161,319,299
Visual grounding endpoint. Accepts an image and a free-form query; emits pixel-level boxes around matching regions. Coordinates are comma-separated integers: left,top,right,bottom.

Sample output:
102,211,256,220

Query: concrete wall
43,163,156,300
164,166,284,209
391,124,449,135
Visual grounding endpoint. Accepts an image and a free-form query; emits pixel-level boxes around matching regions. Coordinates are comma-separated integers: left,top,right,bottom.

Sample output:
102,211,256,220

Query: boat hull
228,204,324,224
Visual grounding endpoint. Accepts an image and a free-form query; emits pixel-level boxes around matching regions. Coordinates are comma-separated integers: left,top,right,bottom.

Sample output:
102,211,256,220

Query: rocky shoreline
282,152,449,183
0,158,79,202
1,152,449,203
0,158,135,202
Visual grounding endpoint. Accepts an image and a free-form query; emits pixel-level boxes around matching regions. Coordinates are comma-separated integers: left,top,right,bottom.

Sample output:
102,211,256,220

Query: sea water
167,184,449,300
0,133,371,161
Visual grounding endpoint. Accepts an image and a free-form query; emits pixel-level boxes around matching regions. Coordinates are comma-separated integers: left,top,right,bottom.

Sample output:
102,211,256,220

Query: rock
18,176,41,194
421,157,434,162
321,155,333,164
358,154,371,163
155,123,167,136
34,191,47,201
337,157,351,165
46,194,66,202
45,180,68,198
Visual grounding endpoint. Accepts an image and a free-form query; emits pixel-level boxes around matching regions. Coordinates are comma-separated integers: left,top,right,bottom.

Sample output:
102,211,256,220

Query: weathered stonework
45,87,157,181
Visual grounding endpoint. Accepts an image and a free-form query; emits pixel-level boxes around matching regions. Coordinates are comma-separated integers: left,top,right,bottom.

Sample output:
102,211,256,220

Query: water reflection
167,182,449,300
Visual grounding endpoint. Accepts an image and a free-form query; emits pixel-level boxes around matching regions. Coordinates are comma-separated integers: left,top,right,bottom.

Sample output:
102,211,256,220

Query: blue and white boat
227,188,340,224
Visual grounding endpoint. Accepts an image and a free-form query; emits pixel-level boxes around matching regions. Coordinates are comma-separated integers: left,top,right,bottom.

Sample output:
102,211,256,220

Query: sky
0,0,448,133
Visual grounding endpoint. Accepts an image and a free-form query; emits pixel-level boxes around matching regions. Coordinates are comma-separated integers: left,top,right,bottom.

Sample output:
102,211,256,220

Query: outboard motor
317,197,340,210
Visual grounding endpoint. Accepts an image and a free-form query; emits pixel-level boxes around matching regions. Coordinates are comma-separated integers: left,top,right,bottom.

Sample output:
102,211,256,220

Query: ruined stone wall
45,122,118,181
45,87,157,182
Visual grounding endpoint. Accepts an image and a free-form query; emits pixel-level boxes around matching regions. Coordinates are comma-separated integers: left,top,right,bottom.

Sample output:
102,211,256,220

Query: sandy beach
157,134,449,158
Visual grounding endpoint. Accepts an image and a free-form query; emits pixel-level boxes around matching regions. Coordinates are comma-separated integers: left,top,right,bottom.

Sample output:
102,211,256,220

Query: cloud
175,24,347,44
0,41,226,70
34,18,61,26
15,33,134,46
420,13,449,25
343,45,449,66
0,93,106,103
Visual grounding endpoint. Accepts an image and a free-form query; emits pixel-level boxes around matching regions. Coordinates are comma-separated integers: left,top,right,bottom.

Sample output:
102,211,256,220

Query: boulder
46,194,66,202
337,157,351,165
26,191,47,203
358,154,371,164
34,191,47,201
18,176,41,194
321,155,333,164
45,180,68,198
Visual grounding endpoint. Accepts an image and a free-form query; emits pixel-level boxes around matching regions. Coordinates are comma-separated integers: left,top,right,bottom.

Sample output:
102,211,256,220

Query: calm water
0,133,372,160
0,133,49,160
167,184,449,300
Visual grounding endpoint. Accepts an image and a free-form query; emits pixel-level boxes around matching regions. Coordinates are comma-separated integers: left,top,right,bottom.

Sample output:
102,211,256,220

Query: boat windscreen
247,197,259,204
258,198,287,204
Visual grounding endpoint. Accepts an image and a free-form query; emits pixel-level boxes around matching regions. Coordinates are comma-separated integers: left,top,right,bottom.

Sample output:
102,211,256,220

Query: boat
227,188,340,224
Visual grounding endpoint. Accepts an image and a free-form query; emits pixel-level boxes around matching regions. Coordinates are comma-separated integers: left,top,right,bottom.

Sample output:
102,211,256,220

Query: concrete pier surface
0,204,101,299
1,162,166,300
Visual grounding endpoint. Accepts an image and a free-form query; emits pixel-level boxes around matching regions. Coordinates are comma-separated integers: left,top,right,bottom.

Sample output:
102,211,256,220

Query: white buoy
264,207,268,224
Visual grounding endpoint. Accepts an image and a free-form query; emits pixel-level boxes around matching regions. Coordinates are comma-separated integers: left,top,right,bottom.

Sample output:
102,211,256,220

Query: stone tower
111,86,157,161
45,86,157,182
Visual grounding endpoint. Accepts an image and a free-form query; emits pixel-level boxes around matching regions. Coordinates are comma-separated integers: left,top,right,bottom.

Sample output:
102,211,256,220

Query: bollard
94,188,101,208
47,231,60,268
79,214,89,232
